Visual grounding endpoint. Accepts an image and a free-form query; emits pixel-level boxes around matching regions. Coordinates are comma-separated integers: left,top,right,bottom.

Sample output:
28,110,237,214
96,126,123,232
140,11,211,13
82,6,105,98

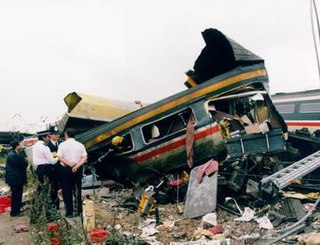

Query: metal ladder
261,150,320,190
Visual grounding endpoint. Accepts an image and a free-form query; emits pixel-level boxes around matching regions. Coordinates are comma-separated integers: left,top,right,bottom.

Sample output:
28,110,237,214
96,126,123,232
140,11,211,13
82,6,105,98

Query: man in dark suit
5,139,28,217
46,126,61,210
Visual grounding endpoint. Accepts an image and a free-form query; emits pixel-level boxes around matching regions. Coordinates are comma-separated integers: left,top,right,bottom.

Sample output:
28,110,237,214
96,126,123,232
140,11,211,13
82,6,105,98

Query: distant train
272,89,320,134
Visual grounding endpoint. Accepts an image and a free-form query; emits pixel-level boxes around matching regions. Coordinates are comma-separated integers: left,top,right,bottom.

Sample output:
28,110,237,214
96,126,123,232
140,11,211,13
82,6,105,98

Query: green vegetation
28,178,90,245
26,174,146,244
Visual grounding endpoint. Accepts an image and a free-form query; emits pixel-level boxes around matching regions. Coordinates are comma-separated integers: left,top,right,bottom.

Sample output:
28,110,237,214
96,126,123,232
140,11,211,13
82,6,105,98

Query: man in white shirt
31,129,58,222
57,128,87,218
32,130,57,182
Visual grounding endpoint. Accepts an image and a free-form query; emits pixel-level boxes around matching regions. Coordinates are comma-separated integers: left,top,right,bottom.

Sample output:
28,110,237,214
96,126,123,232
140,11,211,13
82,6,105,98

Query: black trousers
35,164,59,209
10,184,23,216
60,165,82,216
36,164,54,183
52,163,61,209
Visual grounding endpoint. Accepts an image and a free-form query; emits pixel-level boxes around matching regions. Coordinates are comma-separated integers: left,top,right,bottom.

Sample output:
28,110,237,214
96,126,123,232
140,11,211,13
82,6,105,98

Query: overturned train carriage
76,29,288,184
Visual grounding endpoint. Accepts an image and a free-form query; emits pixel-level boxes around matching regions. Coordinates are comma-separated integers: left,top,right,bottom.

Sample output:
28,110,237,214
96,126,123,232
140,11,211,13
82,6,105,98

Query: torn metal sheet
184,164,218,218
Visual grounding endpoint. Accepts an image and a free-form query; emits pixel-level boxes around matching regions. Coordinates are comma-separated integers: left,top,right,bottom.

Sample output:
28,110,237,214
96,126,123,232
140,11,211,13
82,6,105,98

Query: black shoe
65,214,73,218
10,212,24,217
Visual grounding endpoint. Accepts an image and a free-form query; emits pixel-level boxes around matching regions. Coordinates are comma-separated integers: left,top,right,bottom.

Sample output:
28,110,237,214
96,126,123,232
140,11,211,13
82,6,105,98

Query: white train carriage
272,89,320,135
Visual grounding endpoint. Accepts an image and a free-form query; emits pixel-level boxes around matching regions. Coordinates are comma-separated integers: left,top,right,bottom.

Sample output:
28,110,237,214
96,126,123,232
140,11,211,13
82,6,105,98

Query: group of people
5,127,87,219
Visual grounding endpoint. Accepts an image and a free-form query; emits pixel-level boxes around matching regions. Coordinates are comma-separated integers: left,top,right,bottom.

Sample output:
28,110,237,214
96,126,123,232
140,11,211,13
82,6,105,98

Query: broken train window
142,108,195,143
205,90,285,138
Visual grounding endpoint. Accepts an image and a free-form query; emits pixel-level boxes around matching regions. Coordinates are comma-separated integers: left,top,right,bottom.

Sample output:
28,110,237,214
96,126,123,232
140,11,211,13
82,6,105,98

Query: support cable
311,0,320,81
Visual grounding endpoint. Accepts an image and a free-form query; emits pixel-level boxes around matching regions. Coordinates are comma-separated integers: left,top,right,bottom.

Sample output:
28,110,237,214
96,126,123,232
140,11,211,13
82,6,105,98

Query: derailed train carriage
76,29,290,194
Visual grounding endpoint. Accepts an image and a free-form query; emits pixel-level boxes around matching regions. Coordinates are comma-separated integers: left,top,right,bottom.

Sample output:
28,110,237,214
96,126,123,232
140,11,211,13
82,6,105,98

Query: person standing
33,130,57,182
5,139,28,217
46,126,61,209
57,128,87,218
47,126,60,158
32,130,57,211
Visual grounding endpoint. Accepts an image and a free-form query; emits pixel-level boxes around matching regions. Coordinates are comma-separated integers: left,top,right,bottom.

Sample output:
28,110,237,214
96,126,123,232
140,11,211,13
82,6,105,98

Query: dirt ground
0,199,32,245
0,179,31,244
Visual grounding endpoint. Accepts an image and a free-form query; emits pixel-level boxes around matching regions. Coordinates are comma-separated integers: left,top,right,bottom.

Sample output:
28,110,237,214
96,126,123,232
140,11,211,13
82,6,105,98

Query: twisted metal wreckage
71,28,320,241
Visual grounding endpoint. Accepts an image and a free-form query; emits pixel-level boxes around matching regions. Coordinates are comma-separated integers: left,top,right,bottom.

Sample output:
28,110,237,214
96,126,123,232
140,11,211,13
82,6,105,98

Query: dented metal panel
184,164,218,218
64,92,143,122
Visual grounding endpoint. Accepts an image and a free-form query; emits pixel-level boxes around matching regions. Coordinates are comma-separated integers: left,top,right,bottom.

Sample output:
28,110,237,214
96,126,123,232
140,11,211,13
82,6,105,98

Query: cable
311,0,320,81
313,0,320,44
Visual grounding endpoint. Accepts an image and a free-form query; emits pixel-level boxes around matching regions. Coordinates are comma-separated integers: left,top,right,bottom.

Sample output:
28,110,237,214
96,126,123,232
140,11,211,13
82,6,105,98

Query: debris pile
79,165,320,245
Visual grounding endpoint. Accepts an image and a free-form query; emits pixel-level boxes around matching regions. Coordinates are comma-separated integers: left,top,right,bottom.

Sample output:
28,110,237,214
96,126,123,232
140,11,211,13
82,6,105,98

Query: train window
274,104,295,114
142,108,195,143
299,102,320,113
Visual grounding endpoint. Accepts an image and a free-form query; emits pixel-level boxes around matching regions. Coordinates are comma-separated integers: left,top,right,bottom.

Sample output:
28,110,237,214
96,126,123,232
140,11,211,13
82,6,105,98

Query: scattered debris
234,207,255,222
13,224,29,233
202,213,217,227
0,196,11,214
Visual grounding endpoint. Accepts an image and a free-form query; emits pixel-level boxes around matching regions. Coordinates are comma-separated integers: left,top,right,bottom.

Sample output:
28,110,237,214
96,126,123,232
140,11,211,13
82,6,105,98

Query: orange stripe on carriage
133,124,220,162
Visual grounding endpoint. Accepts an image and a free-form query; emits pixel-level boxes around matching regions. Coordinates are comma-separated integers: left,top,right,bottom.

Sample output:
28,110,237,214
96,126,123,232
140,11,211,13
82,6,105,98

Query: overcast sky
0,0,319,132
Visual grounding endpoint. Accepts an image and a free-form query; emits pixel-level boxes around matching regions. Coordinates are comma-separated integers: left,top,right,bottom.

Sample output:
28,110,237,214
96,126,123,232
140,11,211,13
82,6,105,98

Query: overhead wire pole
311,0,320,82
